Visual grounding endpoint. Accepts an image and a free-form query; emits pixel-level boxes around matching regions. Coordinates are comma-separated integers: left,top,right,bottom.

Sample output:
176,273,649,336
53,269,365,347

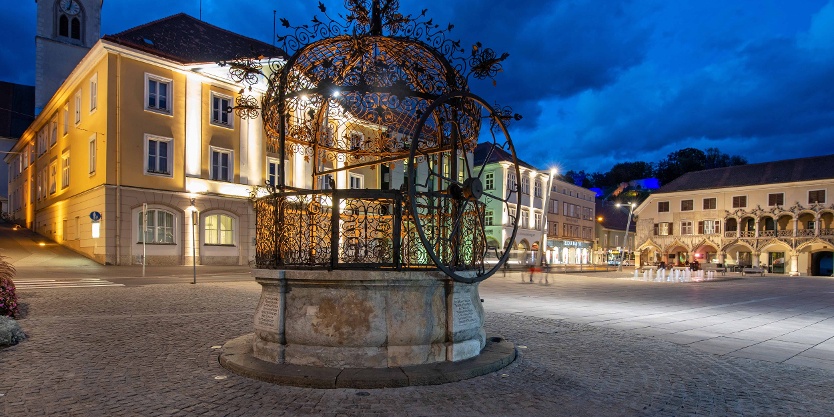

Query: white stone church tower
35,0,102,113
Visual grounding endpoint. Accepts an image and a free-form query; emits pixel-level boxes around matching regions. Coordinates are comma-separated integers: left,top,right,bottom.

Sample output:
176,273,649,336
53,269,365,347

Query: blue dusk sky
2,0,833,174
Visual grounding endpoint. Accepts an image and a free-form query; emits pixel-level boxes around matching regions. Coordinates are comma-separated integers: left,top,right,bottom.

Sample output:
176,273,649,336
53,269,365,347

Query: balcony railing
797,229,816,237
821,228,834,236
759,230,775,238
777,229,793,237
739,231,755,238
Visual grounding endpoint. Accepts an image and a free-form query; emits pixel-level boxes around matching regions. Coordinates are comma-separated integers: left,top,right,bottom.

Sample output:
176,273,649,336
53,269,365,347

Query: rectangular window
809,190,826,204
550,199,559,214
211,92,233,127
145,134,173,176
534,180,542,197
205,214,234,245
88,135,96,174
145,74,172,113
350,132,363,150
655,222,673,236
139,209,175,244
508,207,517,225
699,220,721,234
658,201,669,212
507,172,516,190
63,104,69,135
89,73,97,112
50,120,57,147
267,158,279,186
732,195,747,208
210,147,233,182
521,176,530,194
521,209,529,228
768,193,784,207
681,221,693,235
61,151,70,189
318,174,333,190
349,173,364,189
49,160,57,194
551,222,558,235
703,198,716,210
534,212,542,230
485,172,494,190
484,210,494,226
681,200,693,211
74,92,81,124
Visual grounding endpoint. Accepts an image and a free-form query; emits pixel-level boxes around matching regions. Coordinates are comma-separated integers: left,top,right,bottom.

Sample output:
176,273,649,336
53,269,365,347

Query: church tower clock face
59,0,81,16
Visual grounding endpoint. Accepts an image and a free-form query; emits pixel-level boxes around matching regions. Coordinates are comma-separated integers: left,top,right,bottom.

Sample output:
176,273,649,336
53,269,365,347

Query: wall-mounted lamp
190,198,196,207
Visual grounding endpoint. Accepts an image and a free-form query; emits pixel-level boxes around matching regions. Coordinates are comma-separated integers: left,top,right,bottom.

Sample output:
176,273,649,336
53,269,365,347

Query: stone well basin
250,269,486,368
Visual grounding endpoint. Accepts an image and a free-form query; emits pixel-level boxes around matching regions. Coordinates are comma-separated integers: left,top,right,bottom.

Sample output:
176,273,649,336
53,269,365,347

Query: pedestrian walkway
12,278,124,290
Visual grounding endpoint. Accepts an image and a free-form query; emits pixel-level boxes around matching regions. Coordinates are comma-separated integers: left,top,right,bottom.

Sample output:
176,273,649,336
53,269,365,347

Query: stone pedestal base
250,269,486,368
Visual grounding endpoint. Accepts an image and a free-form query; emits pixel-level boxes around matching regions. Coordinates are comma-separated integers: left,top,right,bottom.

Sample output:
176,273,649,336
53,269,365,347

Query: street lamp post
537,168,557,267
616,202,635,272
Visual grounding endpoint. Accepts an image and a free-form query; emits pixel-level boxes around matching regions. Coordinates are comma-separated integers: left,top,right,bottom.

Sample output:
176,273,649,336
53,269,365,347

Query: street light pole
616,202,635,272
537,168,557,267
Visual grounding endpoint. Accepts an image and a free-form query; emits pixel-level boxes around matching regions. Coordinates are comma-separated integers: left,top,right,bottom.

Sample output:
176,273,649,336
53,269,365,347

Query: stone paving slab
2,273,834,415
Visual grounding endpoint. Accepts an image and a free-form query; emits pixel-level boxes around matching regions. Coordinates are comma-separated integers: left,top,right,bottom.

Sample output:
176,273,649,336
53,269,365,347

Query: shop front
546,239,592,265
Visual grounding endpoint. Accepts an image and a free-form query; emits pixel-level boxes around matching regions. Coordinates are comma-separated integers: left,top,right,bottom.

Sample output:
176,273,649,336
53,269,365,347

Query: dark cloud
2,0,833,178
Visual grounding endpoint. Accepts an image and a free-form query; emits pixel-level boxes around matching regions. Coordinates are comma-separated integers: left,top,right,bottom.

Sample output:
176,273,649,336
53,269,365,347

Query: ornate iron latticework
249,0,523,283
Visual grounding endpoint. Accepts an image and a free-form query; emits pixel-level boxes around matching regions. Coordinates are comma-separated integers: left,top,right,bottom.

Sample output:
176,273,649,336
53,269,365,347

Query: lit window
521,176,530,194
138,209,175,244
204,214,234,245
61,151,70,189
534,212,542,230
211,92,232,127
145,134,172,176
210,147,233,182
534,180,542,197
145,74,172,113
521,209,529,228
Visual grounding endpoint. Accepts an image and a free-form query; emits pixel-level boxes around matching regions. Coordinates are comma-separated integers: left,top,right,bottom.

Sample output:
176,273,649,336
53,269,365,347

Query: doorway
811,252,833,276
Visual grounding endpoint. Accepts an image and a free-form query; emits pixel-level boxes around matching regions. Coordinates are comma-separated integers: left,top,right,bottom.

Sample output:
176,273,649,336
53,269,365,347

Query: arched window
204,214,234,245
59,15,69,37
138,209,175,243
70,17,81,40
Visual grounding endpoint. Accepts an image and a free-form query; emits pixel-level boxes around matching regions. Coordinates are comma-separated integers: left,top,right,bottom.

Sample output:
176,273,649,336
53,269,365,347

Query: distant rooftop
103,13,287,64
595,200,636,232
656,154,834,194
473,142,537,171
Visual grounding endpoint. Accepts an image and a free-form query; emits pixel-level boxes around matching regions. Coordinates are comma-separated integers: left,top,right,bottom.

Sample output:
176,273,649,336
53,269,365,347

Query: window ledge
136,242,177,245
204,244,236,247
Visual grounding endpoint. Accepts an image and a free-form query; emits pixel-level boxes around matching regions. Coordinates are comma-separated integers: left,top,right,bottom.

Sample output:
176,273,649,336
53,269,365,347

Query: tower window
59,15,69,37
71,17,81,40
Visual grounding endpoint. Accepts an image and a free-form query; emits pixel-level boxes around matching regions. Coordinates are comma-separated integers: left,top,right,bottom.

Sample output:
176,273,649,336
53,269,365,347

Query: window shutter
669,223,673,234
716,220,721,234
698,221,704,234
653,223,658,235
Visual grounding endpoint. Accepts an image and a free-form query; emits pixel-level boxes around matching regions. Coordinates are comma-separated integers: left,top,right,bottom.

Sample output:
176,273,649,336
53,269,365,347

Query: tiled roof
102,13,287,64
473,142,538,171
595,200,636,232
656,154,834,194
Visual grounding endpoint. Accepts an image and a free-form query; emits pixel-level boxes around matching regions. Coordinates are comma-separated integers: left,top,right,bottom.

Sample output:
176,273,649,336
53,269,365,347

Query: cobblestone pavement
2,275,834,416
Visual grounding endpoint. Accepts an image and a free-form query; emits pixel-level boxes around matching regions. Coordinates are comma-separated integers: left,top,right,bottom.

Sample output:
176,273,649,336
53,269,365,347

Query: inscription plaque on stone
452,291,479,330
254,293,282,332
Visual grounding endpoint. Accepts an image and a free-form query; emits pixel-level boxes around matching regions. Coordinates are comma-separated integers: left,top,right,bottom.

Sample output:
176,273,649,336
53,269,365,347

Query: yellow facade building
6,7,287,266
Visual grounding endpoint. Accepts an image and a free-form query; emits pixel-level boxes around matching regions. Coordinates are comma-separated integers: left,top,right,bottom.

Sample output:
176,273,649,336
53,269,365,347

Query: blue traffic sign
90,211,102,221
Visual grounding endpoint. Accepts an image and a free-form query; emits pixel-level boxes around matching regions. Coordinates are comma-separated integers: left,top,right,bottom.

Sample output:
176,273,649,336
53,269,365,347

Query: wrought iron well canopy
243,0,524,283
